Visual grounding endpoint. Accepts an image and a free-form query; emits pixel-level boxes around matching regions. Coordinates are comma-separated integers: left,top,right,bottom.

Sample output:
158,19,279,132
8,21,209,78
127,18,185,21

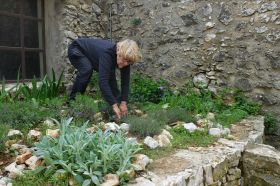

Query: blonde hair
117,39,142,64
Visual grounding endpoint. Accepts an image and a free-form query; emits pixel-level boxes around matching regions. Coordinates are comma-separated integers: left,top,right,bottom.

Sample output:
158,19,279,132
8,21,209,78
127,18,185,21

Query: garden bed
0,73,276,185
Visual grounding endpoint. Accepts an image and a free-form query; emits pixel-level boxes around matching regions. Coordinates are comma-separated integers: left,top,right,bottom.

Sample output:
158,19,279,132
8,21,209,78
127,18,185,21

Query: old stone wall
110,0,280,124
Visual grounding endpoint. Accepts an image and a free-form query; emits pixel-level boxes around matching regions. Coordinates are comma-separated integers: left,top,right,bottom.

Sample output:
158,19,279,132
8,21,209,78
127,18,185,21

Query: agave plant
33,118,141,185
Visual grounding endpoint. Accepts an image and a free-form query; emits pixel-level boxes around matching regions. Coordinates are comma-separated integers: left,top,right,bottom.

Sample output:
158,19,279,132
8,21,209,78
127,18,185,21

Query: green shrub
264,113,278,134
33,118,140,185
125,115,165,137
130,73,171,103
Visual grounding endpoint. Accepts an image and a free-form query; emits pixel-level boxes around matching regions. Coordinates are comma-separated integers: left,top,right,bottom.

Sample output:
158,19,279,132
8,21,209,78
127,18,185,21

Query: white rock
255,26,269,33
188,166,204,186
0,177,12,186
205,22,215,29
203,164,214,185
43,119,55,127
7,130,23,138
104,122,120,131
193,74,209,88
46,129,60,138
205,33,216,42
127,177,155,186
161,169,192,186
127,137,139,144
206,112,215,120
259,1,278,13
5,162,25,178
144,136,159,149
161,129,173,140
10,143,28,152
209,128,222,136
25,156,42,170
241,8,255,16
132,154,152,171
183,123,198,133
120,123,130,132
27,129,42,140
221,128,231,135
100,174,119,186
154,134,171,147
15,151,33,164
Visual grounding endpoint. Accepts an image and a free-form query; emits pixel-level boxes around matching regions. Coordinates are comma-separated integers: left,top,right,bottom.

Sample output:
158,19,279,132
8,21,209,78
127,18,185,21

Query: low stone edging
129,116,280,186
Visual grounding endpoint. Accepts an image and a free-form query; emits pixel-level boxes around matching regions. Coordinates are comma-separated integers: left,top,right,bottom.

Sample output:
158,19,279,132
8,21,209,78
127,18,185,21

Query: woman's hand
119,101,128,117
112,104,121,120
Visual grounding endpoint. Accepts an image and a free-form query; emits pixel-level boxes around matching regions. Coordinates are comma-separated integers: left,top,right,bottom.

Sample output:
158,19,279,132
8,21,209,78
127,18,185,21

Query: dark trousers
69,56,93,100
68,44,121,101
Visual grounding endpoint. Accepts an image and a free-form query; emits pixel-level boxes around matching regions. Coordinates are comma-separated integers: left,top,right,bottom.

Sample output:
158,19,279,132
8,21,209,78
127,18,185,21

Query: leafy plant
130,73,171,103
125,115,165,137
19,69,64,101
33,118,141,186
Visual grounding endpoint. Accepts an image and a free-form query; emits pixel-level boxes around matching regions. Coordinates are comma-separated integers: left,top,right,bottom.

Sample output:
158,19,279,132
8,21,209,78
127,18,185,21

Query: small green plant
131,17,142,26
13,171,69,186
264,113,278,134
125,115,165,137
33,118,141,186
19,69,64,101
0,69,22,103
130,73,171,103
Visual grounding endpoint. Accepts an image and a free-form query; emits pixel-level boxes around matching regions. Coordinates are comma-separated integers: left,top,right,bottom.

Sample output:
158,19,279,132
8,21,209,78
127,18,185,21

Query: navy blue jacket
70,38,130,105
